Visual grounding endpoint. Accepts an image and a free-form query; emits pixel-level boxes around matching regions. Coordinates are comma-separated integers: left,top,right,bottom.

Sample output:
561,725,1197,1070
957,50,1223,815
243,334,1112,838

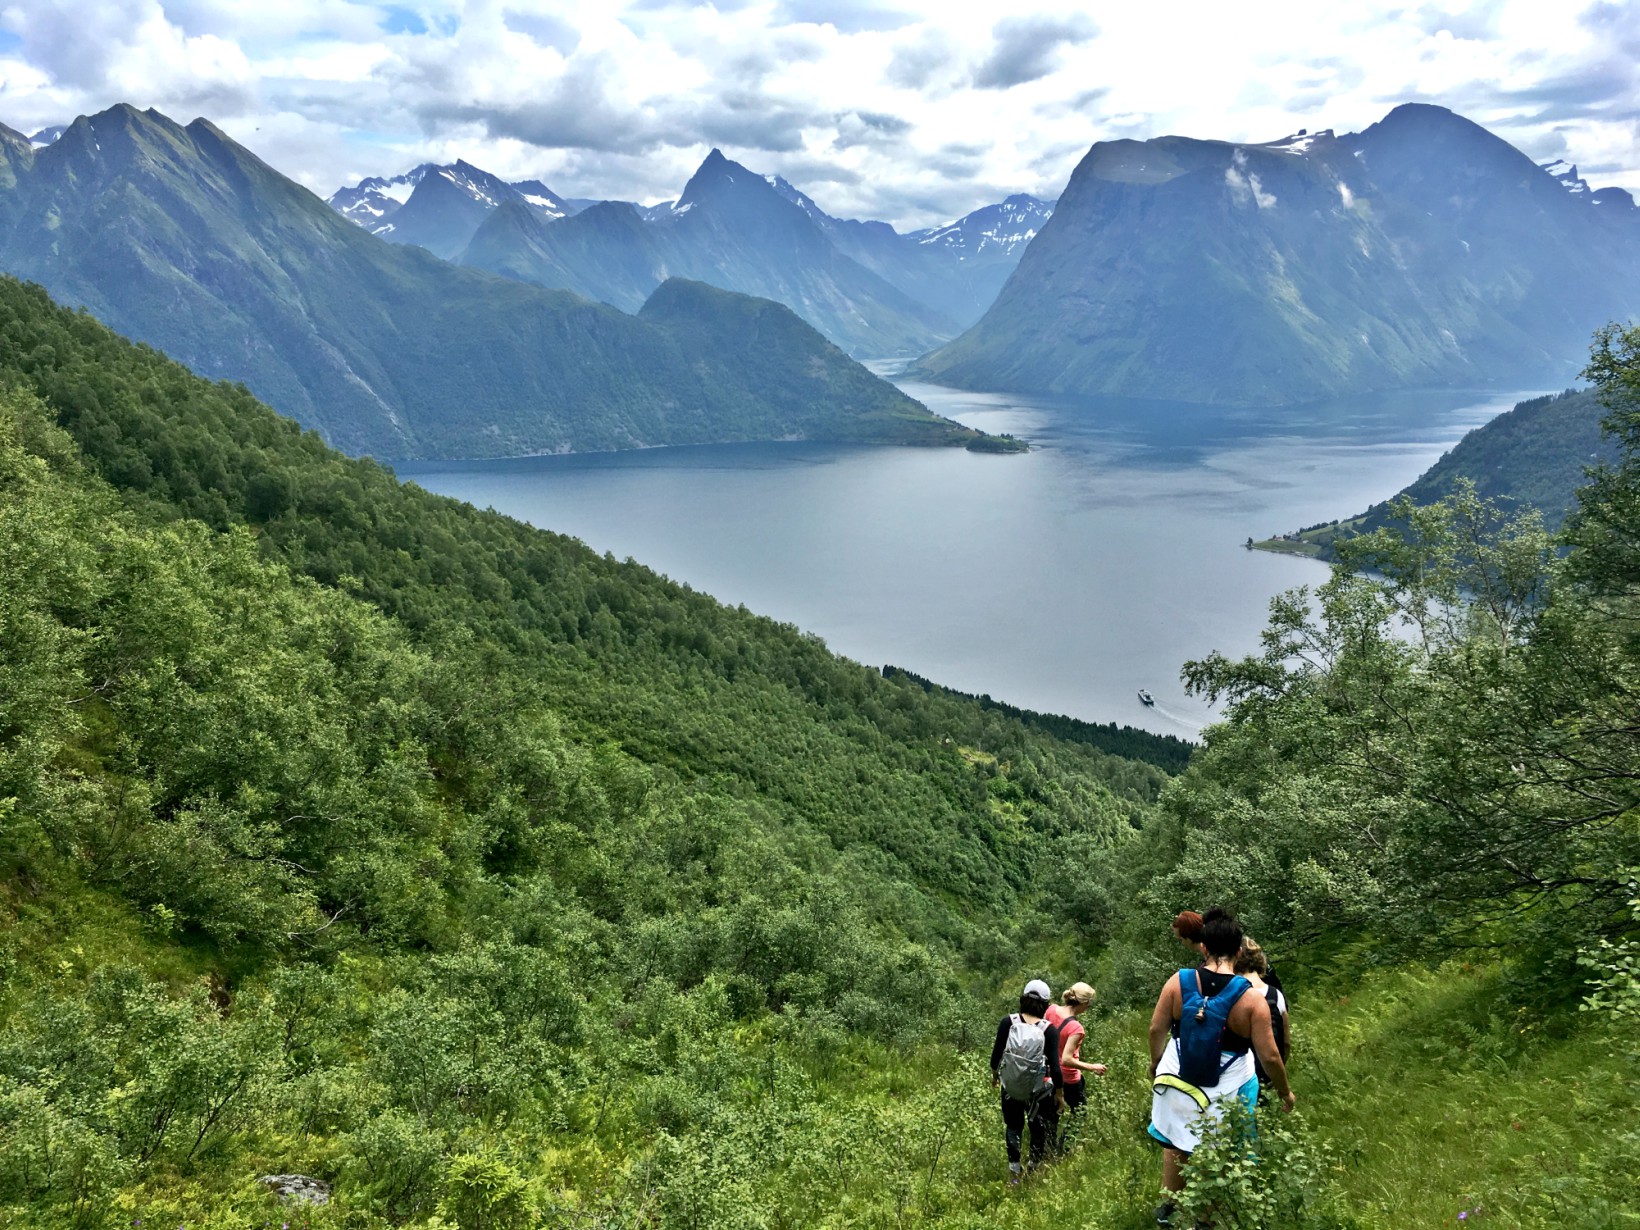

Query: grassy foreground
6,873,1632,1230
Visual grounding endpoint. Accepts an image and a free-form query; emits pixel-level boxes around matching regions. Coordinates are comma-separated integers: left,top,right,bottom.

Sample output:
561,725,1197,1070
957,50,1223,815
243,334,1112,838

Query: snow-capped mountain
759,174,1055,327
1540,159,1638,217
1542,159,1592,197
335,151,1055,337
28,126,64,150
328,162,582,258
909,194,1055,262
329,166,430,230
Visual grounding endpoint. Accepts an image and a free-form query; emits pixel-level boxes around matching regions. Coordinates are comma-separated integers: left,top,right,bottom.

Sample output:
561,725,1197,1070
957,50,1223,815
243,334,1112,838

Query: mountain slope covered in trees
0,106,977,458
0,278,1634,1227
1267,387,1617,556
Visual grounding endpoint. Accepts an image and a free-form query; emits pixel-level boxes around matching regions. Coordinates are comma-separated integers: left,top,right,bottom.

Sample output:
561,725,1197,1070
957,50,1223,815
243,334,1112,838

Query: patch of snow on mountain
1266,128,1332,154
1541,159,1590,196
912,195,1053,257
438,168,500,207
378,180,417,204
520,194,565,217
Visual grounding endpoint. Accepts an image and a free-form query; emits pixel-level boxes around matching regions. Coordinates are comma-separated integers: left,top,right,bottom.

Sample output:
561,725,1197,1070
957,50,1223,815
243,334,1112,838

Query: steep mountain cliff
916,107,1640,405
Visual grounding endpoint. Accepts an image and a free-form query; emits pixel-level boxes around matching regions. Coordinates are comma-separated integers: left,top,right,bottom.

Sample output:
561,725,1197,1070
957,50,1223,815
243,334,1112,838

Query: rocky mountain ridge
916,105,1640,405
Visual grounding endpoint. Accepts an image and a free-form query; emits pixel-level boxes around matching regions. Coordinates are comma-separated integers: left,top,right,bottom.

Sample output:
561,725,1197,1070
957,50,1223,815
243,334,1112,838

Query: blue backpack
1174,969,1251,1089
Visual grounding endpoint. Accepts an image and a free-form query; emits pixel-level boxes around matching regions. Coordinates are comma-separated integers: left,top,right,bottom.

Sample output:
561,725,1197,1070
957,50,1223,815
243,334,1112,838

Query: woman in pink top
1045,982,1106,1123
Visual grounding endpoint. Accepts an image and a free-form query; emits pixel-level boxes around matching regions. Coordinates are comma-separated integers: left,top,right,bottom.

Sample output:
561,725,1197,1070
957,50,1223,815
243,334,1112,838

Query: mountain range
330,152,1053,355
916,105,1640,405
0,106,981,459
329,161,597,258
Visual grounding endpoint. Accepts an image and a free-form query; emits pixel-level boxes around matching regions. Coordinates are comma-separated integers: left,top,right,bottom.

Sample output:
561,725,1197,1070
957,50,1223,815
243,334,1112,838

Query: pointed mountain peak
676,148,776,212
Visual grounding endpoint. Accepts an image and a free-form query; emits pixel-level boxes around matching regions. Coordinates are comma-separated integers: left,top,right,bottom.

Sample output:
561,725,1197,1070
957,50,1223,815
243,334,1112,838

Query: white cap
1023,979,1051,1000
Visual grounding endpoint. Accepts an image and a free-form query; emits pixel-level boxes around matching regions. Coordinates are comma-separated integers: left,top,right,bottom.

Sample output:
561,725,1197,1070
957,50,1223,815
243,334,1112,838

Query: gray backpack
998,1014,1048,1101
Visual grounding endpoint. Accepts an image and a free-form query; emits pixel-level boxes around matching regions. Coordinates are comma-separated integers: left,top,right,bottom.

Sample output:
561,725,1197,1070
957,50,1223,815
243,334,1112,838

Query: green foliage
2,266,1637,1227
1179,1101,1355,1230
439,1153,531,1230
0,275,1164,1225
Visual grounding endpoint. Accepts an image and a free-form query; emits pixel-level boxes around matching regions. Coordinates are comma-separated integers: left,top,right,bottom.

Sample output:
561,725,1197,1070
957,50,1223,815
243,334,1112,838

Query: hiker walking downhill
1046,982,1107,1118
990,978,1067,1182
1147,907,1293,1227
1235,937,1290,1095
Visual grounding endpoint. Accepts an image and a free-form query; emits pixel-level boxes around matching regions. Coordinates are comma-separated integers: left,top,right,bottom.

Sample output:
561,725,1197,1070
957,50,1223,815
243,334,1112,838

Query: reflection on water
394,380,1539,737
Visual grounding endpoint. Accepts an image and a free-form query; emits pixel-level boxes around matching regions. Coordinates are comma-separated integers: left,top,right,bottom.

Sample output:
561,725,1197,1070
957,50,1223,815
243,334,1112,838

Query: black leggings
1001,1090,1059,1166
1061,1080,1087,1113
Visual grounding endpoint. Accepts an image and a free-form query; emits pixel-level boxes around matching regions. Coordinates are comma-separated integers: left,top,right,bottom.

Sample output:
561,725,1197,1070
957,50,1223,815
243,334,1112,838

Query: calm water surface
395,380,1535,736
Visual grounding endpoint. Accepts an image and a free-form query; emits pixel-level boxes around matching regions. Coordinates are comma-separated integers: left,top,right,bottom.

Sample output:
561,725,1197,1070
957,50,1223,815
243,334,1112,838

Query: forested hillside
1263,387,1615,557
0,278,1170,1225
0,277,1635,1228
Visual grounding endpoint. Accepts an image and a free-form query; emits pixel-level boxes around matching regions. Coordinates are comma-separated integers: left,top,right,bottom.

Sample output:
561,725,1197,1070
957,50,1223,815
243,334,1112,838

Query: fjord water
396,380,1528,736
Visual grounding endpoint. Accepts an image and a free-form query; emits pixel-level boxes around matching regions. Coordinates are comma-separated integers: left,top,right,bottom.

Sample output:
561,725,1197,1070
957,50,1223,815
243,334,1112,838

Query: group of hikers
989,906,1292,1224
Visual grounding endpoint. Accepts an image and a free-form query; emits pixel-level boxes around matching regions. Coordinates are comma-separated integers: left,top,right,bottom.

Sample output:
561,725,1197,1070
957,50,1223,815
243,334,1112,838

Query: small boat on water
1138,689,1155,706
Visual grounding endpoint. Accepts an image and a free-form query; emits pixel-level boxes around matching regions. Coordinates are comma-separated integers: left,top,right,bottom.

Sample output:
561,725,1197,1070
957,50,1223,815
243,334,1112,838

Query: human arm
990,1017,1009,1086
1060,1024,1106,1076
1148,978,1179,1077
1247,996,1295,1111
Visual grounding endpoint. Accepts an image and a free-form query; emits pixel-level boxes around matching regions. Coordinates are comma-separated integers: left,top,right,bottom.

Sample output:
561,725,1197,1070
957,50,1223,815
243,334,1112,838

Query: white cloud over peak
0,0,1634,228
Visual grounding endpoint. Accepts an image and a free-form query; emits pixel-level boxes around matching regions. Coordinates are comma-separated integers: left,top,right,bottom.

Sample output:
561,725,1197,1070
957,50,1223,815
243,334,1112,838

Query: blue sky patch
379,6,427,36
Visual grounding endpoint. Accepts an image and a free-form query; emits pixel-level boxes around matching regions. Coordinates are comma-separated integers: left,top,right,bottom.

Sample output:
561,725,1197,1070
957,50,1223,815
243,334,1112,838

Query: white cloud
0,0,1635,227
1226,149,1278,209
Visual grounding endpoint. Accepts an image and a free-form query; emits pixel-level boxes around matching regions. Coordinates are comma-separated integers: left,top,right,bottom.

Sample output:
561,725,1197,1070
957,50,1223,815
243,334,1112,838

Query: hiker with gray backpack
989,978,1068,1182
1146,907,1294,1227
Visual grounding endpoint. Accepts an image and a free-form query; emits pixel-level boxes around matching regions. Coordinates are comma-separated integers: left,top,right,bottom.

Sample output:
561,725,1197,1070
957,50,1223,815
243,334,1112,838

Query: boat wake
1147,701,1209,735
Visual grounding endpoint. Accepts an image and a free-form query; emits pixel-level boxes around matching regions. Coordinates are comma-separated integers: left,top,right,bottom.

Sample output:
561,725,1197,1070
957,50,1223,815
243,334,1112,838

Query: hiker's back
998,1013,1048,1101
1174,968,1251,1089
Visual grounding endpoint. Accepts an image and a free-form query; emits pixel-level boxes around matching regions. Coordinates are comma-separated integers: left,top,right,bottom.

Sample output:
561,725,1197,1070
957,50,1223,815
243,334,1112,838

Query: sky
0,0,1636,228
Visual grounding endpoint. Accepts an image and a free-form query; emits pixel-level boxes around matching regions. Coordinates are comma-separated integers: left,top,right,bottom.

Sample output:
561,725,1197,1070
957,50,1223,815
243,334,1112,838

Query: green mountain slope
1265,387,1615,555
917,106,1640,405
0,105,972,458
0,273,1183,1223
1374,387,1613,528
2,275,1632,1229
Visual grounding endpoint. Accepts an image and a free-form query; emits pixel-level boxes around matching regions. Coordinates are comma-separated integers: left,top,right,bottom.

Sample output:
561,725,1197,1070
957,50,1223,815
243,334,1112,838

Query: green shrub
439,1152,531,1230
342,1110,444,1224
1179,1100,1356,1230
